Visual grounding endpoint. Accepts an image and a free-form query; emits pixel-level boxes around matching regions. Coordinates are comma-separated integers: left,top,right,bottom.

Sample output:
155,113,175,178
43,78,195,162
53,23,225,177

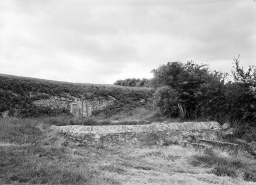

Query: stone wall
33,96,72,110
33,96,116,117
70,99,92,118
52,122,221,146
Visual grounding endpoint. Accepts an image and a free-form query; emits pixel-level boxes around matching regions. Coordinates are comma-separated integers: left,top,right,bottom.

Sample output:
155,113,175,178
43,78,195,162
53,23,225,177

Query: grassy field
1,117,256,185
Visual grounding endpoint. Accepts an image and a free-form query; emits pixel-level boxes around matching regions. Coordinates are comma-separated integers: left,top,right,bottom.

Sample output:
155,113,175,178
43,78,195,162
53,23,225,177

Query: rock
225,128,236,135
53,121,221,147
2,111,9,118
222,127,236,138
222,122,231,130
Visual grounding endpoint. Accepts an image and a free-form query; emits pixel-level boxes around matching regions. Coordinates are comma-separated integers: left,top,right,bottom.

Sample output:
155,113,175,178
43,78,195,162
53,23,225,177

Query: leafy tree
114,78,151,87
151,61,213,118
153,86,179,117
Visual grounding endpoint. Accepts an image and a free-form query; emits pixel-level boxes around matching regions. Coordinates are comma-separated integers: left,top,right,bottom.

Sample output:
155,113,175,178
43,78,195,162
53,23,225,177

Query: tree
151,61,212,118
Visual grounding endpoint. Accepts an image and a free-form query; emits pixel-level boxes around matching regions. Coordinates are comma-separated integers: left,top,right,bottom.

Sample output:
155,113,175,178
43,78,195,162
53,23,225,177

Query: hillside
0,74,154,118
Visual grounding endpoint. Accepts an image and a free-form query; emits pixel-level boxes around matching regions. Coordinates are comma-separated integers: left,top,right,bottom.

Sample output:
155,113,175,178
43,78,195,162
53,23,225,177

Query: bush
151,59,256,139
153,86,179,117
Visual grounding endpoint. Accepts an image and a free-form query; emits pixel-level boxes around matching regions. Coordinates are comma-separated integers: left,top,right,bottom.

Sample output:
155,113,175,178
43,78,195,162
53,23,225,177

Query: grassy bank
1,117,256,185
0,118,119,185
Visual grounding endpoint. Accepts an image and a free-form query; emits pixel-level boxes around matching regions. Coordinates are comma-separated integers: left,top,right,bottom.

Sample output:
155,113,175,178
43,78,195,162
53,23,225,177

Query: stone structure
52,121,244,154
70,99,92,117
33,96,72,110
53,121,222,147
1,111,9,118
33,96,116,117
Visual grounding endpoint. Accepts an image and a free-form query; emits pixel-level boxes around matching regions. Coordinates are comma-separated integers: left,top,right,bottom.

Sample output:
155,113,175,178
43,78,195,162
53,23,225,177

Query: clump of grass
40,116,109,126
111,120,150,125
190,151,256,182
141,132,160,146
141,151,165,158
100,165,126,174
109,108,160,122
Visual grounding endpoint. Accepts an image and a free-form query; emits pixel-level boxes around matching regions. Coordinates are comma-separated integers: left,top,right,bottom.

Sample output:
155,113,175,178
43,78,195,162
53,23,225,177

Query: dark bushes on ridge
149,59,256,140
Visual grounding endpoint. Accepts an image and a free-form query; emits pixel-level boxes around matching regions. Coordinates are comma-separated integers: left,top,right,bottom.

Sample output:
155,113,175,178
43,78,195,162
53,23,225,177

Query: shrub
153,86,179,117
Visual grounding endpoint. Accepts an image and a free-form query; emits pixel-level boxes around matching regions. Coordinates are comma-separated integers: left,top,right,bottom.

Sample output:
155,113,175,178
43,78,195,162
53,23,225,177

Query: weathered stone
222,122,231,130
52,121,221,147
33,95,116,118
221,127,237,138
2,110,9,118
70,99,92,118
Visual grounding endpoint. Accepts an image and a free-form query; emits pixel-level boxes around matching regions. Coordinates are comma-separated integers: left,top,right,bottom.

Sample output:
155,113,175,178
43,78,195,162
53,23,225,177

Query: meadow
1,117,256,185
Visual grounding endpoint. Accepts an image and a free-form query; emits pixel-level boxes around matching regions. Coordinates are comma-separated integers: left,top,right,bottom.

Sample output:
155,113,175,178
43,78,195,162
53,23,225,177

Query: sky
0,0,255,84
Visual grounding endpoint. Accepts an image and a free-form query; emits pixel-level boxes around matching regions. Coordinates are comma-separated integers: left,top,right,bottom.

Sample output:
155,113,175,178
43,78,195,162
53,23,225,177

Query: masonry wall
33,96,116,117
53,122,221,146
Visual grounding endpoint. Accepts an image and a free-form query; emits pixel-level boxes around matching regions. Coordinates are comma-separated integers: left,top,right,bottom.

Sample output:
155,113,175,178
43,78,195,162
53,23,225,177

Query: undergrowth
0,118,118,185
0,118,42,144
39,115,152,126
0,146,89,184
190,150,256,182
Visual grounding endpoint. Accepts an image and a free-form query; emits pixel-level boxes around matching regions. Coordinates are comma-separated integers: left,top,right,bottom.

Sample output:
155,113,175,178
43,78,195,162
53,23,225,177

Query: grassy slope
0,73,154,117
1,118,256,185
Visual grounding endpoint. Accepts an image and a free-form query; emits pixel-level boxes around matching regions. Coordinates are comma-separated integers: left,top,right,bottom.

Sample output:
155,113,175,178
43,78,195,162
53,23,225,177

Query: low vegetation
114,78,151,87
116,58,256,141
0,118,120,185
38,115,151,126
190,149,256,182
1,117,256,184
0,74,153,118
0,59,256,184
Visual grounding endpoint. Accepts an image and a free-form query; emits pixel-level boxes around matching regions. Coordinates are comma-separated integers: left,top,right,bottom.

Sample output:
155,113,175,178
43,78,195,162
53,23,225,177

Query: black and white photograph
0,0,256,184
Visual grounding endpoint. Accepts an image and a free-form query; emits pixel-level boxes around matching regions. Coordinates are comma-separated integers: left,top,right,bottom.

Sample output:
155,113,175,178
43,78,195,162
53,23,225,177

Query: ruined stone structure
33,96,72,110
70,99,92,117
52,121,243,154
33,96,116,117
52,121,222,147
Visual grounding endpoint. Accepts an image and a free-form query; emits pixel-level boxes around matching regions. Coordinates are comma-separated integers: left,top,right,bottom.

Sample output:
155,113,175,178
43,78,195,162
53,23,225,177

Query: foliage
114,78,151,87
190,151,256,182
39,116,150,126
0,74,153,118
151,59,256,136
153,86,179,117
151,61,213,119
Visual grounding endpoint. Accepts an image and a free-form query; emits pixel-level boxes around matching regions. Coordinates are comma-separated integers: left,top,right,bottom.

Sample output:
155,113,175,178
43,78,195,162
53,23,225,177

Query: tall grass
0,146,87,184
0,118,42,144
39,115,151,126
190,149,256,182
0,118,118,185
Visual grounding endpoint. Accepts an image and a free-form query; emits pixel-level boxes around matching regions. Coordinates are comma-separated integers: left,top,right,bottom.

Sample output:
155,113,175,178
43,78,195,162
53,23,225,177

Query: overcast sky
0,0,255,84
